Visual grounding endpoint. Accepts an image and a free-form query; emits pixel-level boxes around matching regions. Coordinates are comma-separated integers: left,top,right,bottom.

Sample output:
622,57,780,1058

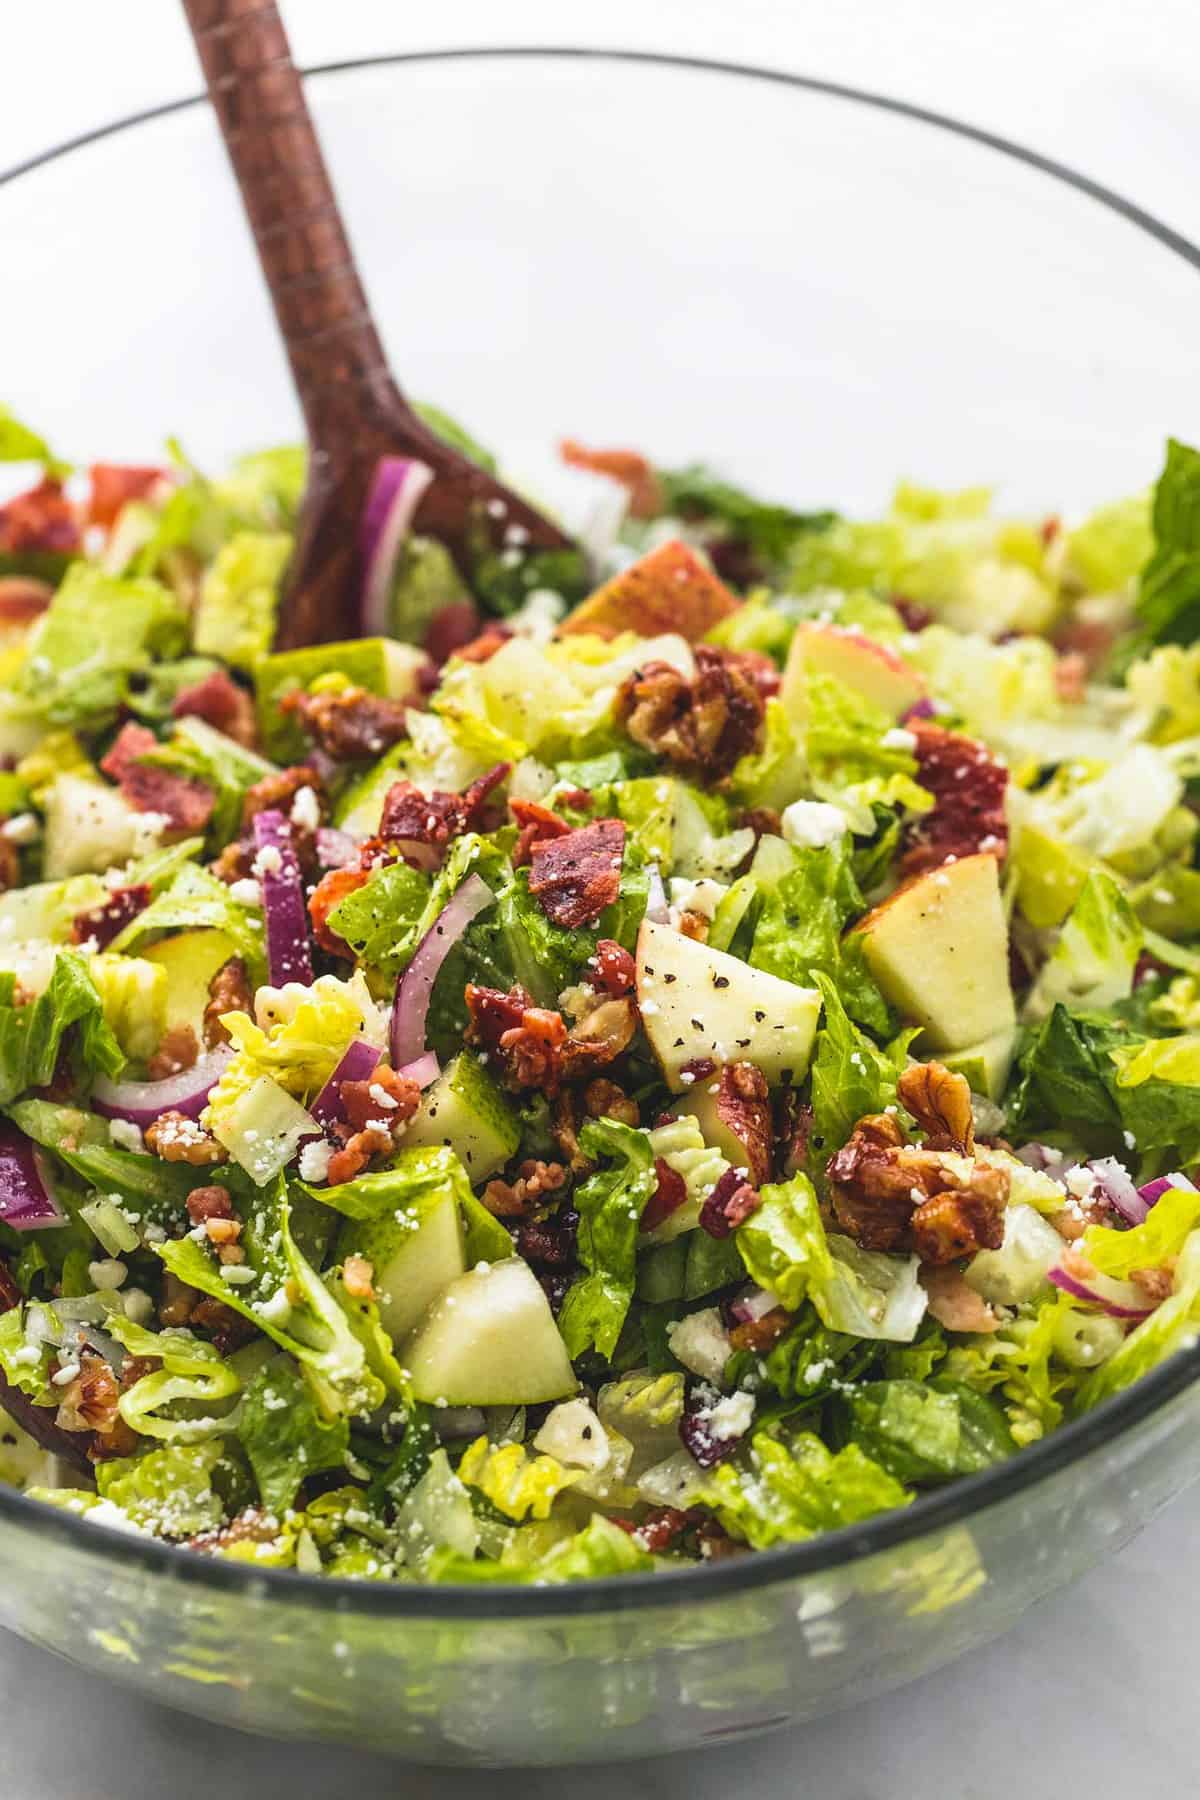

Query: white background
3,5,1200,1796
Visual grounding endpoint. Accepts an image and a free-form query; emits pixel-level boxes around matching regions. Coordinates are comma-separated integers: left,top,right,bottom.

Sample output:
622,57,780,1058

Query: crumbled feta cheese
255,1288,293,1326
668,876,729,922
289,785,321,834
88,1259,127,1291
780,799,847,849
1065,1166,1097,1199
120,1286,155,1326
704,1390,755,1441
251,843,283,878
229,877,263,908
368,1081,398,1111
880,727,917,751
298,1138,334,1183
107,1118,144,1153
667,1307,733,1383
0,812,39,845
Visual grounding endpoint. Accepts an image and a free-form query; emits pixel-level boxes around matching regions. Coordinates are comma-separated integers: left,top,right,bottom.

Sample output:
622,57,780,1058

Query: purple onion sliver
0,1126,67,1231
1088,1156,1148,1226
1047,1264,1152,1321
390,873,496,1068
315,826,360,871
395,1050,440,1091
359,456,435,637
900,697,937,723
309,1039,382,1132
253,809,314,988
92,1044,235,1130
1138,1173,1197,1207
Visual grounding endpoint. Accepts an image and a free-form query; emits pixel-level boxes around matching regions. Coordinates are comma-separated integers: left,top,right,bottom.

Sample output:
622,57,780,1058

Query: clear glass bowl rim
2,44,1199,1621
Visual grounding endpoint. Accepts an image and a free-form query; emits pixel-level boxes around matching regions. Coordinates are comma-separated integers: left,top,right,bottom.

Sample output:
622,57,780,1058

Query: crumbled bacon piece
728,1305,793,1353
557,786,593,811
172,668,258,749
379,763,509,867
528,818,625,928
699,1163,762,1238
100,721,215,831
483,1159,570,1219
614,645,764,782
511,798,572,867
713,1062,773,1188
588,938,636,998
339,1065,421,1133
559,439,664,518
0,575,53,626
185,1185,235,1226
281,684,411,760
0,478,80,556
454,623,513,665
144,1110,227,1166
465,983,569,1092
146,1023,199,1083
897,1061,975,1154
70,882,150,951
86,463,166,530
326,1125,393,1186
614,1506,698,1553
900,722,1008,876
640,1156,689,1234
307,865,370,958
203,956,253,1049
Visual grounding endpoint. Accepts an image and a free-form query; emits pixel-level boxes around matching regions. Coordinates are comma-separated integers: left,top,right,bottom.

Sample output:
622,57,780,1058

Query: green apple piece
338,1188,467,1345
402,1051,519,1182
0,874,106,945
141,928,241,1037
255,638,427,761
942,1028,1017,1102
635,917,821,1092
855,852,1015,1052
382,640,432,700
42,773,140,878
403,1258,577,1407
780,622,925,722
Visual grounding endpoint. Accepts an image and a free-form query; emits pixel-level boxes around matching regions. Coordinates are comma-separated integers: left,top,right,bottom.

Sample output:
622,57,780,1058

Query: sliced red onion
1048,1264,1153,1321
645,862,670,924
92,1044,235,1129
1138,1173,1198,1207
397,1050,440,1091
1088,1157,1148,1226
900,697,937,723
359,455,434,637
728,1285,781,1324
309,1038,382,1132
0,1125,68,1231
316,826,360,871
253,809,313,987
390,874,496,1068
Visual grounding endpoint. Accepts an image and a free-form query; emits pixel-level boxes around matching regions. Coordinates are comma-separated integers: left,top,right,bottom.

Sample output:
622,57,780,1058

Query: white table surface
3,4,1200,1794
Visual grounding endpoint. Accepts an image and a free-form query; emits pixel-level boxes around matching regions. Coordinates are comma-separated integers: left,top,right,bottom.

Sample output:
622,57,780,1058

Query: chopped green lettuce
14,566,187,729
107,1312,241,1445
0,953,124,1105
1135,438,1200,647
699,1428,911,1548
108,861,266,979
238,1351,349,1513
836,1378,1015,1483
1027,871,1143,1019
192,531,292,672
94,1440,226,1538
559,1118,657,1360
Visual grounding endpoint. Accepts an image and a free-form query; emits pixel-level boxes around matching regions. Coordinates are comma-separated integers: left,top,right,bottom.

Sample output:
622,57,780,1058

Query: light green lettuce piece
1026,870,1143,1020
1077,1230,1200,1411
213,445,306,527
428,1512,654,1584
799,668,931,828
1065,493,1152,594
808,972,915,1160
93,1440,225,1537
457,1435,583,1522
558,1118,657,1360
108,861,266,978
1083,1179,1200,1280
1125,642,1200,745
13,565,187,728
699,1429,911,1549
0,1306,52,1400
238,1350,349,1514
1150,976,1200,1032
108,1312,241,1444
1110,1034,1200,1090
192,531,292,671
639,1115,728,1244
0,404,69,477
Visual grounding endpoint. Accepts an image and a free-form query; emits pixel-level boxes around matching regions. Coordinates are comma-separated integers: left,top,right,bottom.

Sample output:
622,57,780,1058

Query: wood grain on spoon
181,0,579,650
0,1259,95,1482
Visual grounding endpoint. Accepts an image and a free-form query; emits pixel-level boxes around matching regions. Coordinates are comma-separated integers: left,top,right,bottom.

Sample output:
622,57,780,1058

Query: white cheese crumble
0,813,39,844
667,1307,733,1384
251,843,283,879
668,876,729,922
87,1259,127,1291
229,877,263,908
780,799,847,849
107,1118,144,1153
289,785,321,834
297,1138,334,1183
880,726,918,751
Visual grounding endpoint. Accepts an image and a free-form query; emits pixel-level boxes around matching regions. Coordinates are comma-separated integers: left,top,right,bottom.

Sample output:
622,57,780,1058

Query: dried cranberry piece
699,1167,761,1239
679,1380,745,1468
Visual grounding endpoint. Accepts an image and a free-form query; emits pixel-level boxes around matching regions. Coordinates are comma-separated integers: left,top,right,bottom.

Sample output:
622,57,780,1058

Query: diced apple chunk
854,852,1015,1052
403,1258,577,1406
339,1190,467,1345
142,929,241,1039
780,622,925,721
402,1051,519,1183
559,540,740,641
636,918,821,1092
942,1027,1017,1101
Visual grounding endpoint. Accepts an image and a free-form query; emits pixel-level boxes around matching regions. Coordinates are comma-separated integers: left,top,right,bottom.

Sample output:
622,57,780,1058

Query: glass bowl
3,46,1200,1768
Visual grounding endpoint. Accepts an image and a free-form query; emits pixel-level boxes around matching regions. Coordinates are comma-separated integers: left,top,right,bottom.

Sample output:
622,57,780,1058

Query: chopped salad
0,401,1197,1585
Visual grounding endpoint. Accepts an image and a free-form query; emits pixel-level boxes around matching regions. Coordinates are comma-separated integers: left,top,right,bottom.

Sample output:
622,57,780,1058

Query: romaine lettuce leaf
698,1428,911,1548
107,1312,241,1445
108,861,266,978
94,1440,226,1537
1027,870,1143,1020
1077,1230,1200,1411
0,952,124,1105
1135,438,1200,647
457,1435,582,1521
238,1350,349,1513
836,1377,1015,1483
559,1118,657,1360
192,530,291,671
745,837,891,1035
13,565,187,729
807,972,915,1164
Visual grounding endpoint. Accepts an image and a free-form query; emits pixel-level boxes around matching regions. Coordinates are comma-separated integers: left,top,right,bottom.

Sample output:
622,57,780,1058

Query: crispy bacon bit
308,865,370,958
640,1156,689,1234
528,818,625,928
589,938,636,998
100,722,215,831
559,439,664,518
699,1164,762,1238
679,1381,746,1468
146,1023,199,1083
511,797,572,868
172,668,258,749
189,1508,280,1555
0,575,53,626
185,1186,234,1226
897,1061,975,1154
144,1110,227,1166
0,478,80,556
454,623,513,665
893,596,934,633
71,882,151,951
615,645,764,782
203,956,253,1049
326,1125,394,1186
582,1076,639,1125
281,684,411,761
86,463,166,530
483,1159,570,1219
713,1062,773,1188
920,1265,1000,1334
339,1065,421,1134
728,1305,793,1353
465,983,569,1092
379,763,509,866
900,722,1008,876
342,1254,376,1300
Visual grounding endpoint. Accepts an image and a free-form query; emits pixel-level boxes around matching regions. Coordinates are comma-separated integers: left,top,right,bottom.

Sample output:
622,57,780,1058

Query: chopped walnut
582,1077,639,1126
676,910,709,942
897,1061,975,1154
280,684,411,761
827,1110,1009,1263
159,1272,200,1328
203,956,254,1049
189,1297,256,1355
1130,1264,1174,1305
482,1159,569,1219
55,1351,140,1458
241,764,323,830
909,1174,1007,1265
728,1305,794,1353
614,646,765,782
714,1061,773,1188
342,1254,376,1300
144,1111,228,1166
146,1023,199,1083
326,1125,393,1186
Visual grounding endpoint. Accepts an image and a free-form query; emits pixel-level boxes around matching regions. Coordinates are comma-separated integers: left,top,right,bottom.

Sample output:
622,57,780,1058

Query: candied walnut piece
588,938,636,998
144,1111,228,1166
728,1305,794,1353
559,439,664,518
185,1185,234,1226
528,819,626,928
146,1023,199,1083
483,1158,569,1219
71,882,151,951
172,668,258,749
827,1113,923,1251
582,1076,639,1125
326,1125,393,1186
699,1164,762,1238
900,722,1008,876
614,645,765,782
562,997,639,1080
897,1060,975,1154
676,910,709,942
56,1351,142,1457
281,684,412,760
308,865,370,958
242,764,323,829
190,1297,256,1355
714,1062,773,1188
203,956,253,1049
920,1265,1001,1334
909,1170,1007,1265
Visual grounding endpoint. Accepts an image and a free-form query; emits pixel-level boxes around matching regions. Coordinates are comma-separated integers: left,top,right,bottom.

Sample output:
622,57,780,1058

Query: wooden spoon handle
181,0,400,444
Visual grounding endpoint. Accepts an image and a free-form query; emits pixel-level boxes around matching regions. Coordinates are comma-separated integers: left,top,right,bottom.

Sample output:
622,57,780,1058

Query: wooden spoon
181,0,582,651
